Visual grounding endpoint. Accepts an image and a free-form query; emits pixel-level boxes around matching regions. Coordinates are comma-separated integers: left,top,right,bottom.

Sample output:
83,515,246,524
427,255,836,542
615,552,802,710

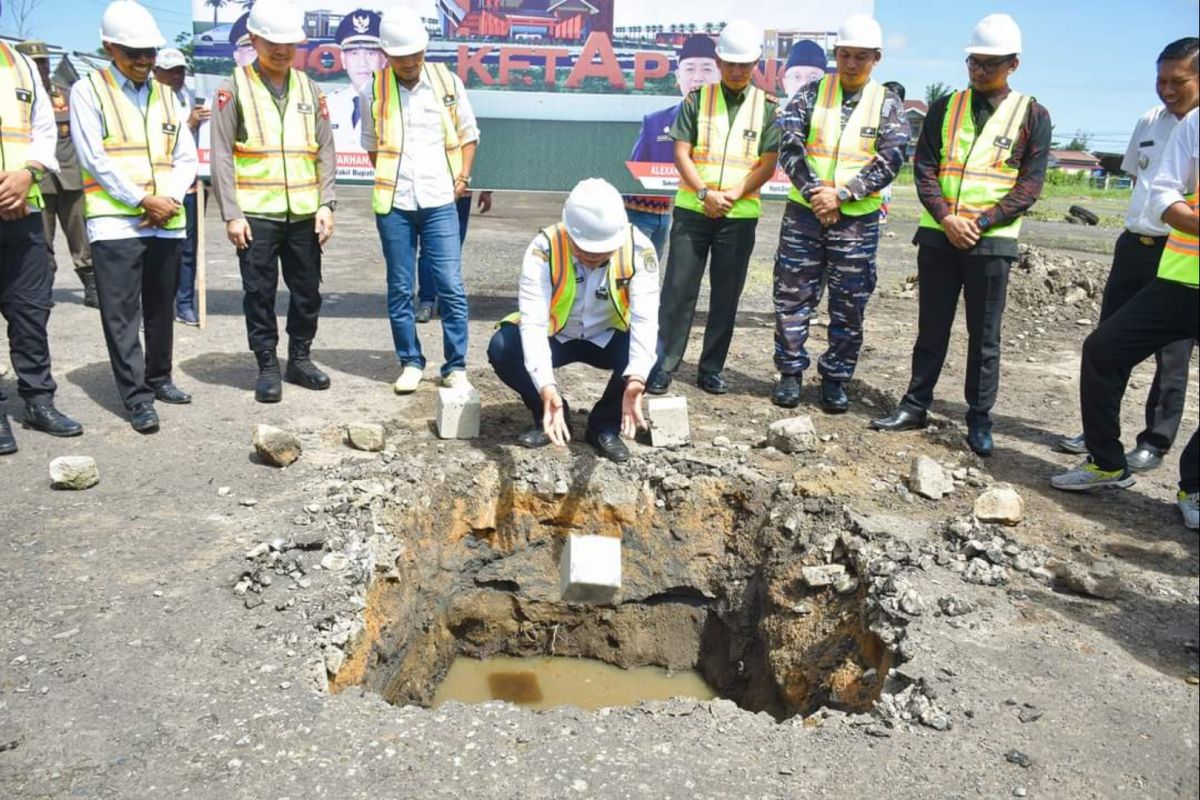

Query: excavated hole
330,469,895,721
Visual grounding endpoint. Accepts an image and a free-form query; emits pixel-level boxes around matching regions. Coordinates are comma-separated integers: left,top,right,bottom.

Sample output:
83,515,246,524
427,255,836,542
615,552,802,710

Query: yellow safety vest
790,75,885,216
370,62,467,215
0,43,46,209
917,89,1033,239
81,66,183,228
502,224,637,334
675,83,768,220
1158,183,1198,288
233,65,320,217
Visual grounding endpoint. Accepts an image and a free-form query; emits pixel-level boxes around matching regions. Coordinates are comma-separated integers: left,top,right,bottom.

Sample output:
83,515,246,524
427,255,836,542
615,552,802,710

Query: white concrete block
560,534,622,605
436,386,481,439
647,396,690,447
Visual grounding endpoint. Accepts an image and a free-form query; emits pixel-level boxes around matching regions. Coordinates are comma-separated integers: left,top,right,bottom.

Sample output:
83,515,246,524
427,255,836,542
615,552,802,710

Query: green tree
1063,130,1090,151
205,0,228,26
925,81,952,106
175,31,195,71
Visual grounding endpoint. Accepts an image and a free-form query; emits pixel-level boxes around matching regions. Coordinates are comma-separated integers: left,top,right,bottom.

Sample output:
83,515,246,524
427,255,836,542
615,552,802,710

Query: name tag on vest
1139,140,1154,147
993,136,1014,150
15,88,32,103
162,123,178,135
297,102,314,114
860,126,878,138
743,130,758,141
443,95,456,107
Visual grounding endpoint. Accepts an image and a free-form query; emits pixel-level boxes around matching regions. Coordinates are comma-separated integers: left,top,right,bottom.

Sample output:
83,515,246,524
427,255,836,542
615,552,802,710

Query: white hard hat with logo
836,14,883,50
100,0,166,49
563,179,629,253
716,19,763,64
965,13,1022,56
247,0,307,45
380,8,430,57
156,47,186,70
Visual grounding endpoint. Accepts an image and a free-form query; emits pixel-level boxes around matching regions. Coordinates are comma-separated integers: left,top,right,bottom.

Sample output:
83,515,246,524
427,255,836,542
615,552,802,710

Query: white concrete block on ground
647,396,690,447
560,534,621,605
436,386,481,439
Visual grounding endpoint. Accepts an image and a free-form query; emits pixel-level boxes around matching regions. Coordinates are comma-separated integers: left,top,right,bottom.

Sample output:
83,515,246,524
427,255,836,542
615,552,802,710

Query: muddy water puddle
431,655,717,711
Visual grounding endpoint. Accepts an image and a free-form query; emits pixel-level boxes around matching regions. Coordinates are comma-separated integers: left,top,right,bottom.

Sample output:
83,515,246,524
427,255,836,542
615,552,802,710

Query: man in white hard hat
771,14,908,413
0,38,84,454
360,7,477,394
487,178,660,463
71,0,198,433
1056,37,1198,472
646,19,780,397
209,0,337,404
871,13,1051,457
153,46,209,327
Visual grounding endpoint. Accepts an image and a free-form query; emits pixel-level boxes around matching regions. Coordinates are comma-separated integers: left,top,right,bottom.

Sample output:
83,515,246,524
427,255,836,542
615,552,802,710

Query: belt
1125,230,1167,246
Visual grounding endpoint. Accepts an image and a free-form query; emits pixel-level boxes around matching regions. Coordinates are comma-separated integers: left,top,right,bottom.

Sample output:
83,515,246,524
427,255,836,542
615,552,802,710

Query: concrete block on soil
647,396,691,447
801,564,846,587
910,456,954,499
49,456,99,490
974,485,1024,525
767,416,817,453
253,424,301,467
437,387,481,439
1050,559,1122,600
346,422,386,452
560,534,621,605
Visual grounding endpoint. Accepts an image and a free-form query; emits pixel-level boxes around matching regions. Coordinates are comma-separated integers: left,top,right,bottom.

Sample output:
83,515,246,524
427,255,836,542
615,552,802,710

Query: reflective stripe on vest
0,43,44,209
789,76,885,216
233,65,319,216
675,83,768,220
1158,184,1199,288
371,62,466,215
917,89,1032,239
501,224,637,335
81,67,183,228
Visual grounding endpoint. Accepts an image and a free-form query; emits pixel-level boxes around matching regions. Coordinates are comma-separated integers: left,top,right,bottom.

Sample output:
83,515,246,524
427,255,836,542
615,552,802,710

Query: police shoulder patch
217,88,232,110
318,93,330,120
642,249,659,274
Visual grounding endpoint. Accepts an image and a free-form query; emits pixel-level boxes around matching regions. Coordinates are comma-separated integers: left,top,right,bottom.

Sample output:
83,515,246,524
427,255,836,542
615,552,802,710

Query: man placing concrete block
647,396,691,447
560,534,622,604
437,386,481,439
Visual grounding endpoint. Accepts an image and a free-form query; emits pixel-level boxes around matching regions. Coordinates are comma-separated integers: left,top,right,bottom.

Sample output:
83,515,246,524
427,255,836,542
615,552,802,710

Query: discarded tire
1068,205,1099,226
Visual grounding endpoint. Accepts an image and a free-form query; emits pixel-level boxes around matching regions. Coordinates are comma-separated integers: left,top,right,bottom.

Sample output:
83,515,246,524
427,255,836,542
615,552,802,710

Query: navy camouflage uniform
773,83,908,381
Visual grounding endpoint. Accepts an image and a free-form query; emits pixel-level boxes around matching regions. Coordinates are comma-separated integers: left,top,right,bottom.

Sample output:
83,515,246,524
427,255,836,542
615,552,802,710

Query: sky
6,0,1199,153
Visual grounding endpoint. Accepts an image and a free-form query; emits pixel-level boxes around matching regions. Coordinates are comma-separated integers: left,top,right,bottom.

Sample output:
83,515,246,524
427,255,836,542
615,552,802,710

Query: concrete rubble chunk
767,415,818,454
49,456,99,490
253,424,301,467
560,534,621,605
345,422,386,452
647,396,691,447
910,456,954,500
974,485,1024,525
801,564,846,587
436,386,481,439
1050,558,1122,600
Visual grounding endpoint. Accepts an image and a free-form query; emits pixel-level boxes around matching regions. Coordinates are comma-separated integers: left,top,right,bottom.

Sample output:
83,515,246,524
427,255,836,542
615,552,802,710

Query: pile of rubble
1007,244,1107,324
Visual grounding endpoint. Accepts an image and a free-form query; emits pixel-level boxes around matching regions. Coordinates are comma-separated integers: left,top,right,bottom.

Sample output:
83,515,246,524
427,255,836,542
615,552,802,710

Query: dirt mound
1007,244,1107,323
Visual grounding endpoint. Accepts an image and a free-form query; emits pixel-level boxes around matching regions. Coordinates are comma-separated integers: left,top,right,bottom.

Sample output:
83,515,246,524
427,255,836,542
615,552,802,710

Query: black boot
285,339,331,390
254,350,283,403
79,268,99,309
0,407,16,455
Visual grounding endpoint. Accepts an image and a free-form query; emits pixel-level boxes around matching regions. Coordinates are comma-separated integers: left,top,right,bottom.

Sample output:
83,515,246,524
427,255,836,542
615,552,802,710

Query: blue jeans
626,209,670,260
417,194,473,307
376,203,468,375
175,192,199,312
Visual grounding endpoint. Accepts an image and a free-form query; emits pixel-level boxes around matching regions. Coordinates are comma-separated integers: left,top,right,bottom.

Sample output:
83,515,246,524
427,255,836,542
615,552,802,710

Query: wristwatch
457,174,471,185
321,201,338,212
25,165,44,183
836,187,853,204
697,186,709,201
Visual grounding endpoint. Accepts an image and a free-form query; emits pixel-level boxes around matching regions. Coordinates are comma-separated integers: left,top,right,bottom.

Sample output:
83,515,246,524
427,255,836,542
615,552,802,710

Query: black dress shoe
516,429,551,448
696,371,729,395
819,380,849,414
153,382,192,405
0,413,16,455
129,401,160,433
80,269,99,309
646,368,672,395
415,304,434,324
966,426,993,457
21,403,84,437
870,407,927,432
772,374,801,408
1126,444,1163,472
586,429,631,463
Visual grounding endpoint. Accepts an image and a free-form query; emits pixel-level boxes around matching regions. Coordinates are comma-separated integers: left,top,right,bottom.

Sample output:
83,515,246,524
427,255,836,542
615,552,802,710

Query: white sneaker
441,370,471,389
1050,461,1135,492
393,365,423,394
1179,491,1200,530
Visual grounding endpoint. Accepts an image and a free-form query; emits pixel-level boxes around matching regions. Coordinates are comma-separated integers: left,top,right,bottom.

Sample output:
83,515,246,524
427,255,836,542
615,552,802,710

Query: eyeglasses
965,55,1013,74
117,44,158,61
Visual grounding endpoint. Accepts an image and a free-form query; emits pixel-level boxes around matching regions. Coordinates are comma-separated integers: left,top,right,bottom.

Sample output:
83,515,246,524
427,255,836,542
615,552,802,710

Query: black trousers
239,217,322,353
1081,278,1199,491
900,246,1012,427
0,214,57,406
91,236,181,410
1098,231,1194,453
657,207,757,375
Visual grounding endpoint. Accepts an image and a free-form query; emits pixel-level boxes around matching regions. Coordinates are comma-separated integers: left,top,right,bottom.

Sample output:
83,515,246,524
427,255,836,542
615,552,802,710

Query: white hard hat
965,13,1022,56
99,0,166,49
380,8,429,57
836,14,883,50
155,47,186,70
563,178,628,253
716,19,762,64
247,0,307,45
